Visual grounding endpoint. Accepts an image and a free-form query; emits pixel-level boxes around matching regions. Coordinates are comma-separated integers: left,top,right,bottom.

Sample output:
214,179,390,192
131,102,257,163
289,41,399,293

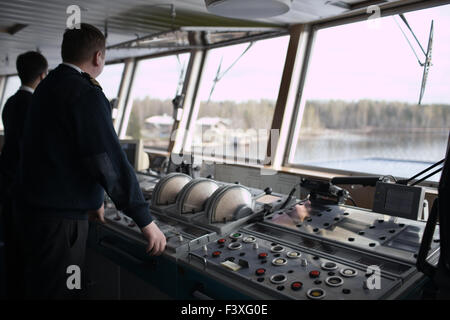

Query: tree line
302,99,450,131
126,97,450,139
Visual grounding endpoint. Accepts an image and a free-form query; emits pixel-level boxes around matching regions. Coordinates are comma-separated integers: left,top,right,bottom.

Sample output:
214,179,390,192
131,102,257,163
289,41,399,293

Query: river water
293,130,449,182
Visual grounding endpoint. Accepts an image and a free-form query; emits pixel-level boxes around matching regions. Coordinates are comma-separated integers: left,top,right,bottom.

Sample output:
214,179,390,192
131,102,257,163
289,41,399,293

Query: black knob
264,187,273,195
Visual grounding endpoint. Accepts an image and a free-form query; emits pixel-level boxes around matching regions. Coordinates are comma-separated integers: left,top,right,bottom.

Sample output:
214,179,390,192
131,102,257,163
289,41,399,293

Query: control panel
96,173,440,300
136,172,159,200
188,230,401,300
103,207,215,255
265,202,440,265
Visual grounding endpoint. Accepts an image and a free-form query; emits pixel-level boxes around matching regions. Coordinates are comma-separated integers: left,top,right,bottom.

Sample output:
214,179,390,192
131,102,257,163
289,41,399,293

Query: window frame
0,74,19,108
119,49,193,153
283,1,449,188
0,75,6,108
119,30,291,157
96,60,127,131
97,60,126,102
181,32,292,165
0,75,5,133
0,74,21,132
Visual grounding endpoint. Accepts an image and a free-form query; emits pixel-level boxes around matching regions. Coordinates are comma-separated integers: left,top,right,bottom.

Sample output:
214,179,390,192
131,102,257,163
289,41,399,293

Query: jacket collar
61,62,83,74
19,85,34,94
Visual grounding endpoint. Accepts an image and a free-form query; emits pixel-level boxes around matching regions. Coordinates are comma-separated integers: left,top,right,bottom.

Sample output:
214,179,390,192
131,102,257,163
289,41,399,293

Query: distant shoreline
299,127,449,135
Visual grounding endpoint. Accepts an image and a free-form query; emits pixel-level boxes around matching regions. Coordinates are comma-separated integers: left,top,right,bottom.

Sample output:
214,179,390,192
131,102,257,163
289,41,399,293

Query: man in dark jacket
17,23,166,299
0,51,48,299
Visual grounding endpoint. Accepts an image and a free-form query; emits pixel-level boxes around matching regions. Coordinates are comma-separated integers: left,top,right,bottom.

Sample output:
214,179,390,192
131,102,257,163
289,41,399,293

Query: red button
291,282,303,291
212,251,221,258
217,239,226,244
258,253,268,259
255,268,266,276
309,270,320,278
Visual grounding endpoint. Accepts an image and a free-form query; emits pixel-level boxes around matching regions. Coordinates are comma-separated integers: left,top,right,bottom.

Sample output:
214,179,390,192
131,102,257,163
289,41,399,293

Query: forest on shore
126,97,450,140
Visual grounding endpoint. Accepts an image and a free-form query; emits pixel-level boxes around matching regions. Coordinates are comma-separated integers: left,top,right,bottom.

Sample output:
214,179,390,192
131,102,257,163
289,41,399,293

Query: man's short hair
16,51,48,85
61,23,106,64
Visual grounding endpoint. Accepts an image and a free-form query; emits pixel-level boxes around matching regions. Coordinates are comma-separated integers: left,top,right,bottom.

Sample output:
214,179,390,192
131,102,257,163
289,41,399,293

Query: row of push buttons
220,236,358,276
217,234,357,299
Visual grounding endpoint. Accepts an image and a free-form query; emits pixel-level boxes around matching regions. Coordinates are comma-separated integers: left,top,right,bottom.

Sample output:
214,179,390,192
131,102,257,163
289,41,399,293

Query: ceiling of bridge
0,0,421,75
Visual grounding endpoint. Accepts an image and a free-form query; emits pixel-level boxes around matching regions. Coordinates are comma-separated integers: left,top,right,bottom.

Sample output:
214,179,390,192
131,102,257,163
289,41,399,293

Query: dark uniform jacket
0,89,32,201
18,64,153,228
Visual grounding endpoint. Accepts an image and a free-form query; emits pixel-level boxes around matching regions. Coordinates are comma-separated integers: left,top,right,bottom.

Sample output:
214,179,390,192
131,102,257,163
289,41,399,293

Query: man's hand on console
141,221,167,256
294,201,312,222
88,203,105,224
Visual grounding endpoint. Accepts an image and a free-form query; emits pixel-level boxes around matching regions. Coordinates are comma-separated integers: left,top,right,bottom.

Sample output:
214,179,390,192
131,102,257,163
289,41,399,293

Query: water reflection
294,130,449,181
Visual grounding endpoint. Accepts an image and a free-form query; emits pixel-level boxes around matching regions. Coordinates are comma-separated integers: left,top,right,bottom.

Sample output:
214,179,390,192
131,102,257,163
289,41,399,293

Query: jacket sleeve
71,86,153,228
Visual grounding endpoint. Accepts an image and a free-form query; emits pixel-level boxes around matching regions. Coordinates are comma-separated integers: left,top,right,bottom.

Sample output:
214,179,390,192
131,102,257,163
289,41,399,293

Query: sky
196,36,289,103
3,3,450,108
96,63,124,101
304,4,450,105
111,3,450,105
129,53,190,102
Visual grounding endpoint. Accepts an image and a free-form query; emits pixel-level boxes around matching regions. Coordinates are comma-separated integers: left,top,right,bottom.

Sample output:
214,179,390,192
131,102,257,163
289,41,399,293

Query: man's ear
39,71,47,81
94,50,103,67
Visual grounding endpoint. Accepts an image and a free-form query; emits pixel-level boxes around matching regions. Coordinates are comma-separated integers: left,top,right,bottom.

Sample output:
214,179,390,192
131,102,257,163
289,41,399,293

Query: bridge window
124,53,190,150
289,5,450,183
97,63,124,103
96,62,125,122
0,75,21,131
189,36,289,163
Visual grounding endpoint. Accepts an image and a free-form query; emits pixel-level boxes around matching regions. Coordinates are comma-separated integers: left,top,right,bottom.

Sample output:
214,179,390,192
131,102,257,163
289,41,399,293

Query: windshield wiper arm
394,14,434,105
207,42,254,103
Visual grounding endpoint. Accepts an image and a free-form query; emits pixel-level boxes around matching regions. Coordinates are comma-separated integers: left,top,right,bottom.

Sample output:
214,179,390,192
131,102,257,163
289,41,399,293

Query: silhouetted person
0,51,48,299
16,24,166,299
